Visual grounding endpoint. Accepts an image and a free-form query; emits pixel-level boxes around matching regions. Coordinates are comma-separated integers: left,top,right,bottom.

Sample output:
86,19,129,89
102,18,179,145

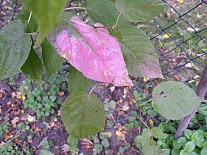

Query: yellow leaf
178,0,184,4
28,115,35,122
149,119,154,126
21,95,26,101
116,130,121,136
163,34,170,39
143,78,149,82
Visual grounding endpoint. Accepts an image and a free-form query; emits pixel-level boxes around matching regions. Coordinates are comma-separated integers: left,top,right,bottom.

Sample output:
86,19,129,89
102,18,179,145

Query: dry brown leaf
85,145,92,150
7,101,12,105
58,91,65,96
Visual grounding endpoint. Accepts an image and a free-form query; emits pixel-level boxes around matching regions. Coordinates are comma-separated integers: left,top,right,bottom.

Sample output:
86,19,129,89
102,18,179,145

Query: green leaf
0,20,31,80
201,147,207,155
39,150,55,155
87,0,119,27
141,129,161,155
184,141,195,153
20,0,67,44
180,150,188,155
21,8,38,33
113,23,163,78
61,92,106,138
161,149,170,155
42,39,64,77
67,135,78,155
152,81,202,120
177,137,187,146
57,12,76,27
115,0,167,22
150,127,163,139
184,129,192,139
21,41,43,81
171,149,180,155
194,136,204,148
69,67,92,92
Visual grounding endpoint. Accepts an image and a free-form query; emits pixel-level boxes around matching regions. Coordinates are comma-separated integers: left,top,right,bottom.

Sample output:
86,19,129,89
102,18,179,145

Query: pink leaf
55,16,132,86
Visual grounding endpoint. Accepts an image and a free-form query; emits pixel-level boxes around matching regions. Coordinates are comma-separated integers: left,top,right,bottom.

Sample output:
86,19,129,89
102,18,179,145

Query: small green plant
19,66,69,118
0,141,20,155
157,128,207,155
0,121,11,137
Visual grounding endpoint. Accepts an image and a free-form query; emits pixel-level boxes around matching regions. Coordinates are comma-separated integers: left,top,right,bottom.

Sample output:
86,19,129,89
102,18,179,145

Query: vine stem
175,64,207,139
64,7,86,11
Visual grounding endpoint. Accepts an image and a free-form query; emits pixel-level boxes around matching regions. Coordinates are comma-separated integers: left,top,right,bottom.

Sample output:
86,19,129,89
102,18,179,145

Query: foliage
0,20,31,80
157,126,207,155
0,141,21,155
19,66,69,118
152,81,202,120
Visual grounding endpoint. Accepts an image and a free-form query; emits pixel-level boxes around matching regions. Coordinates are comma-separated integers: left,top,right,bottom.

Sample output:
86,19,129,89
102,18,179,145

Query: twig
27,11,32,23
88,82,100,95
110,114,119,129
175,64,207,139
140,98,153,106
33,137,48,151
64,7,86,11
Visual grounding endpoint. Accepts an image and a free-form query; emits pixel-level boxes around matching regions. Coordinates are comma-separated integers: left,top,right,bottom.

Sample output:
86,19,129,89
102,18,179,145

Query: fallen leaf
121,106,129,111
81,138,93,145
16,92,22,99
55,16,132,86
85,145,92,150
11,92,16,98
116,130,122,136
7,101,12,105
11,117,19,128
5,134,12,140
21,95,26,101
58,91,64,96
61,144,70,152
27,115,35,122
118,110,125,115
149,119,154,126
143,78,149,82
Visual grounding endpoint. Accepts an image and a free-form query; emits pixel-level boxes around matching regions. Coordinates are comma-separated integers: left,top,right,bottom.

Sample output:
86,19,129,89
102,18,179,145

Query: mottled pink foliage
55,16,132,86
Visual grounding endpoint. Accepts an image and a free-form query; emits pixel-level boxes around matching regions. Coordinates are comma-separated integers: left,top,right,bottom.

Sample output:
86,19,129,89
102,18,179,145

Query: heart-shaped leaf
54,16,132,86
113,23,163,78
152,81,202,120
20,0,67,44
115,0,167,22
61,92,106,138
0,20,31,80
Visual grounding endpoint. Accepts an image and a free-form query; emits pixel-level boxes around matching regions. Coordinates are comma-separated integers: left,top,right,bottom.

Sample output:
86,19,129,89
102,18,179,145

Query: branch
175,64,207,139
